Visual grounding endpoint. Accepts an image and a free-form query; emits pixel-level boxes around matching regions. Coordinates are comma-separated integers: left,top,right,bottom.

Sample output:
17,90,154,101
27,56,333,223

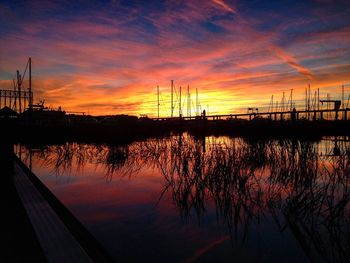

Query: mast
317,88,320,111
17,70,22,113
187,85,191,117
171,80,174,118
271,95,274,113
13,78,17,111
196,87,199,116
179,86,182,117
342,84,344,110
305,87,307,111
29,57,32,109
308,84,311,111
157,85,160,119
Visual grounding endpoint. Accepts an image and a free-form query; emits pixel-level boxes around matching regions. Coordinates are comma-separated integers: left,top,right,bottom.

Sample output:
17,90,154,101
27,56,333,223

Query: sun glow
0,1,349,116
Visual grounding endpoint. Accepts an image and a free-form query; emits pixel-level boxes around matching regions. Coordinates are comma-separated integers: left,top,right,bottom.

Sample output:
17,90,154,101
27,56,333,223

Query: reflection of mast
26,135,350,262
202,136,206,153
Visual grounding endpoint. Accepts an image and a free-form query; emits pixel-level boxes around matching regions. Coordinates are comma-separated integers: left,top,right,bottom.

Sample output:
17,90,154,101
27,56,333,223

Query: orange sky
0,0,349,116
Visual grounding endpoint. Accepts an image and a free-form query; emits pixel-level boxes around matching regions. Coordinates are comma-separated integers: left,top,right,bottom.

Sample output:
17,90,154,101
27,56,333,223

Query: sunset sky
1,0,349,116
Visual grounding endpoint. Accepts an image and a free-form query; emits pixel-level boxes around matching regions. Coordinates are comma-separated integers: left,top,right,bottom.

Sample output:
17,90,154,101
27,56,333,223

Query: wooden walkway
153,108,349,121
13,161,93,263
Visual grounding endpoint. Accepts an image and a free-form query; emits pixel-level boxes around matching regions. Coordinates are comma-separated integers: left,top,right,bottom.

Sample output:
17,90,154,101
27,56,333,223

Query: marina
1,1,350,261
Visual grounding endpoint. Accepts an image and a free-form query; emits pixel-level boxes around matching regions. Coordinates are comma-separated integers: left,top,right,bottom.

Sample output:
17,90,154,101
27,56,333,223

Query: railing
152,108,350,121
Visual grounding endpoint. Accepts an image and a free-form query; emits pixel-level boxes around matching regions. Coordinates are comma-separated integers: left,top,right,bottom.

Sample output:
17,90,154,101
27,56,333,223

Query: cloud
212,0,237,14
270,45,315,80
0,0,349,116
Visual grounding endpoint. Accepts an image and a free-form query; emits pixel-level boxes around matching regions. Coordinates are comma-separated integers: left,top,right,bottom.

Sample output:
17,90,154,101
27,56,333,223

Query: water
16,135,350,262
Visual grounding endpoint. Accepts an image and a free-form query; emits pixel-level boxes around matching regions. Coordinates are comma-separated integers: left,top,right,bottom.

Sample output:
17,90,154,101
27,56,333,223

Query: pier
1,142,114,262
0,61,349,262
13,160,93,263
0,59,349,143
154,108,349,122
154,81,348,122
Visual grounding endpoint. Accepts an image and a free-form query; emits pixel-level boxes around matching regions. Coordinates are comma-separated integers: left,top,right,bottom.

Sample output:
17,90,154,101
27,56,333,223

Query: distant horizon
1,0,349,116
17,80,350,119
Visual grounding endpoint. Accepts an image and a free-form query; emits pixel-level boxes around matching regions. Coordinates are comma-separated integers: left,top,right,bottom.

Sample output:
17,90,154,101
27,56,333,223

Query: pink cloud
0,1,349,116
212,0,237,14
270,45,315,80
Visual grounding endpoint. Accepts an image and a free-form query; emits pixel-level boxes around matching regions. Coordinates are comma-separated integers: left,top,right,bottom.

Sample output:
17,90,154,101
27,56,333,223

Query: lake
16,135,350,262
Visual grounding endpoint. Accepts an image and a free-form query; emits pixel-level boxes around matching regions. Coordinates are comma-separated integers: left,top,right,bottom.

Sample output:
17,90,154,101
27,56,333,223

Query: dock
13,160,93,263
1,142,114,262
154,108,349,122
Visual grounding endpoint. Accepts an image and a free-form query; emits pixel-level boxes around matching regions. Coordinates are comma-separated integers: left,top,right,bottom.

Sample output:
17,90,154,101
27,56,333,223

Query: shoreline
1,118,350,145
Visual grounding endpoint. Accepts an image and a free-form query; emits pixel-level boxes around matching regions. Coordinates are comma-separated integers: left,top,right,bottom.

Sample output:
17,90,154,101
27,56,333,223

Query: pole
305,87,307,111
171,80,173,118
271,95,274,113
13,78,17,111
290,89,293,111
29,57,32,109
196,87,199,116
314,91,316,111
327,93,330,119
187,85,191,117
179,86,182,117
157,85,160,119
342,84,344,110
17,70,22,113
308,84,311,111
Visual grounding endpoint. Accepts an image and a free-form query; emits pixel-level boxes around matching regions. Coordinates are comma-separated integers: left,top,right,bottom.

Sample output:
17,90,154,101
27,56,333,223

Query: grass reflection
17,135,350,262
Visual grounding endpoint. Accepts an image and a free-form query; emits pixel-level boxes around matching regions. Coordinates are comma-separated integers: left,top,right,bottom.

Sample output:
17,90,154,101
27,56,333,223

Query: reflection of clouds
184,235,230,263
20,134,350,262
144,135,350,262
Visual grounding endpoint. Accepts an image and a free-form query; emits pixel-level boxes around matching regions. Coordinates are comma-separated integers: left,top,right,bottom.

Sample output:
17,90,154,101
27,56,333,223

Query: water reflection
16,135,350,262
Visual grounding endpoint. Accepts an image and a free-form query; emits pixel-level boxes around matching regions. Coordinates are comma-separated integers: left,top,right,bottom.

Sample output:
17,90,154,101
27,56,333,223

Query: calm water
17,135,350,262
